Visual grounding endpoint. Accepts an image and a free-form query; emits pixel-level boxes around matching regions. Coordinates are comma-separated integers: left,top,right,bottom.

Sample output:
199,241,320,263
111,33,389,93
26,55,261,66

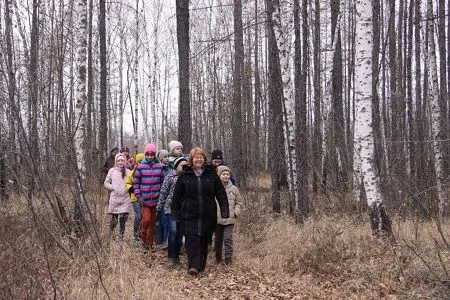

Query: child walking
168,140,183,169
214,165,243,265
157,156,188,266
125,152,145,244
104,153,131,242
133,144,165,252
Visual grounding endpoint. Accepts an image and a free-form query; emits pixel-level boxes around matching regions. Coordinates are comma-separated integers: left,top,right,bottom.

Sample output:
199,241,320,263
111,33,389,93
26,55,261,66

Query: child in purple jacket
133,144,165,251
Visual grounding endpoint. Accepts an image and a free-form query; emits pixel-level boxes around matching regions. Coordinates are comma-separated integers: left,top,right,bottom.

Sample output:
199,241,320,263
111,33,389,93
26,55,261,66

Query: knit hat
174,156,188,170
211,149,223,160
157,149,169,160
114,153,126,166
135,153,145,164
168,140,183,153
217,165,230,176
144,144,157,155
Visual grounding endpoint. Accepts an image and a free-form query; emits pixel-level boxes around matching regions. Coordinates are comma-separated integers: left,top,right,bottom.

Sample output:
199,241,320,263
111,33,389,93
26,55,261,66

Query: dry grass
0,183,449,299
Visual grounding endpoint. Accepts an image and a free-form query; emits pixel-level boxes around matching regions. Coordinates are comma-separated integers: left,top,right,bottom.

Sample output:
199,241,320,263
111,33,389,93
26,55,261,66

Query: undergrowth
0,184,449,299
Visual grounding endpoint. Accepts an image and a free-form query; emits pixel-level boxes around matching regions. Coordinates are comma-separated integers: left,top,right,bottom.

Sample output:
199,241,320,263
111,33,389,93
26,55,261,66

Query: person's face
160,156,169,165
176,161,187,172
111,149,119,157
145,152,155,161
192,154,205,169
122,150,129,156
116,158,125,168
212,159,222,167
220,171,230,184
173,146,183,157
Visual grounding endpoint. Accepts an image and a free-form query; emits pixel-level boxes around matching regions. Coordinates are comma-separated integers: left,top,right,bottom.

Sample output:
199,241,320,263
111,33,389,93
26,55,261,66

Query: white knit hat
168,140,183,153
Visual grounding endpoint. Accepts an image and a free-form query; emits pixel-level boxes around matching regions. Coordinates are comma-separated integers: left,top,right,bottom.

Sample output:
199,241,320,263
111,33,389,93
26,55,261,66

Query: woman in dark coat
171,147,229,275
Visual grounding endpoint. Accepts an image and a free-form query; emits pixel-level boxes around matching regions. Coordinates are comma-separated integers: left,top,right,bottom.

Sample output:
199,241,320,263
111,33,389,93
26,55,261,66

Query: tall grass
0,181,448,299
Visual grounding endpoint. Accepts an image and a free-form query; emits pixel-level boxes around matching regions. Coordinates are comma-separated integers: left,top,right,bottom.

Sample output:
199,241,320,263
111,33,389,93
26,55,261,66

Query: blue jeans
132,201,142,240
160,213,170,244
168,219,182,259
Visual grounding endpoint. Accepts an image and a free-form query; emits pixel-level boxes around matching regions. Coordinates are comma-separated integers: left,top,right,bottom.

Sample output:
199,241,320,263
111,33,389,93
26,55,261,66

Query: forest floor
1,176,449,299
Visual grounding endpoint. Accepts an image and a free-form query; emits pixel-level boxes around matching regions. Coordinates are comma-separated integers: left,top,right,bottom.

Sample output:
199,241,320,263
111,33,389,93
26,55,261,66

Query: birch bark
74,0,88,226
272,0,298,206
425,0,447,217
354,0,388,232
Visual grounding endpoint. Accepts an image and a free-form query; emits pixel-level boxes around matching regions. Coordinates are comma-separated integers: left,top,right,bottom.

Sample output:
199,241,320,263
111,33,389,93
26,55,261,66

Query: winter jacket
125,167,138,203
171,165,230,236
104,167,131,214
133,158,164,207
156,170,179,215
162,164,171,177
216,181,243,225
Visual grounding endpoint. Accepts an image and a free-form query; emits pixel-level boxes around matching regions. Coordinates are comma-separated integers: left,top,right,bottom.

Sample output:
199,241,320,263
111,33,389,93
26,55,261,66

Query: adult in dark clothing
101,147,119,183
171,147,230,276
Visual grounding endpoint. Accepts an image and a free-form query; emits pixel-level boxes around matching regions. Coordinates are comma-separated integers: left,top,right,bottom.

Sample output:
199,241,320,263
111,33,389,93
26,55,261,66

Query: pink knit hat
144,144,157,155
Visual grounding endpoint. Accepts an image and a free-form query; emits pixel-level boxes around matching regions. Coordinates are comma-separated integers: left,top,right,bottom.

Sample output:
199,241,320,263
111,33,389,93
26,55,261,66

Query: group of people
101,142,243,275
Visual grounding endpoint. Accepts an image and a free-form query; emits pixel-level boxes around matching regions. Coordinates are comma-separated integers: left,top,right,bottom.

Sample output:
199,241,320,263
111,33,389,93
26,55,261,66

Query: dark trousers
185,234,210,272
110,213,129,237
214,224,234,261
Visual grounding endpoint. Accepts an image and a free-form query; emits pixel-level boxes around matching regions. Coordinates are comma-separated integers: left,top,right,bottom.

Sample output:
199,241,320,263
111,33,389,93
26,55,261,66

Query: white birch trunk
74,0,88,222
272,0,299,207
354,1,382,208
426,0,447,216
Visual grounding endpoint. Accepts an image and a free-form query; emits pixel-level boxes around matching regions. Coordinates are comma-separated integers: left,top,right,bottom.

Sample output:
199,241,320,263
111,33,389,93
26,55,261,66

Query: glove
128,187,134,195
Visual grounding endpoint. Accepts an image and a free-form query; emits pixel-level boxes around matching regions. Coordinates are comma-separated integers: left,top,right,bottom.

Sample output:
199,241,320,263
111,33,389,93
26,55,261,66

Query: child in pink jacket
104,153,131,241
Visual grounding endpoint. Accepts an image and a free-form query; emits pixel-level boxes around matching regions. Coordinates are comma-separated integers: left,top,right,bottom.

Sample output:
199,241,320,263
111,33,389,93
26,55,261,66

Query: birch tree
354,0,391,234
425,0,447,217
73,0,88,230
272,0,299,209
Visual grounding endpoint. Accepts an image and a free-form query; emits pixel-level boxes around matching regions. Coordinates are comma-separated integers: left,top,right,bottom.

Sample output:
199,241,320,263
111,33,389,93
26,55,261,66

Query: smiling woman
170,147,230,275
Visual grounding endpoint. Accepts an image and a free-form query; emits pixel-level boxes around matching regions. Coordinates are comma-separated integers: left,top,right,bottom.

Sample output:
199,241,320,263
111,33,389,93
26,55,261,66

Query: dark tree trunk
231,0,244,183
312,0,323,194
372,0,387,194
99,0,108,157
176,0,192,150
406,0,415,181
254,0,262,170
3,0,16,199
438,0,449,179
266,0,283,214
293,0,309,218
29,0,40,194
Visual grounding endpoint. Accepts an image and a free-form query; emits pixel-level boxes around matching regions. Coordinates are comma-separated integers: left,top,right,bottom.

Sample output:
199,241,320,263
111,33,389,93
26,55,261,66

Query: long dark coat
171,165,229,236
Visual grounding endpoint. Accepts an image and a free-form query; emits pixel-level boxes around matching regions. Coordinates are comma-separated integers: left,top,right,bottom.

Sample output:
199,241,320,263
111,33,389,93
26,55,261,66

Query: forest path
115,239,304,300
